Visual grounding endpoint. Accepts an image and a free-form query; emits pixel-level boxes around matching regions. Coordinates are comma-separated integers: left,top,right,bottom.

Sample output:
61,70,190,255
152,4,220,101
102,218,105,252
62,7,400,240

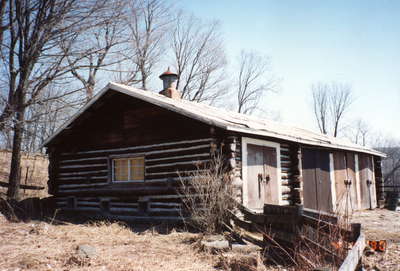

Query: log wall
47,91,220,220
52,138,214,219
280,143,293,205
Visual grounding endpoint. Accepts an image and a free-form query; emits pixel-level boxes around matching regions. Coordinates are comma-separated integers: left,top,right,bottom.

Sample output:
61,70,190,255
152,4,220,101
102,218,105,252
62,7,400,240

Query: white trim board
329,153,337,212
241,137,282,209
355,154,362,210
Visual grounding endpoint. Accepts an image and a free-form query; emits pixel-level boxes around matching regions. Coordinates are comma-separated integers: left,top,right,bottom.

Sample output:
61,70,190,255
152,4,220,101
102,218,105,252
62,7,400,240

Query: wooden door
333,152,358,212
333,152,347,211
302,149,332,212
264,146,277,203
346,153,359,210
247,144,278,210
358,154,375,209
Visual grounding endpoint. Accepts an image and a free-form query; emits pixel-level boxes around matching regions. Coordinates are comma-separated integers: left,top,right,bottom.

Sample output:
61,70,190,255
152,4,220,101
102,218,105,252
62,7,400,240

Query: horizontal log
109,207,138,213
59,170,108,176
281,186,291,194
263,204,301,215
58,176,108,181
74,206,100,211
264,214,297,224
57,184,178,196
60,163,107,169
103,214,184,223
0,181,44,190
280,160,292,165
280,154,291,159
148,207,181,213
146,169,206,177
146,153,210,163
150,202,182,208
77,201,99,206
145,194,184,200
110,202,138,208
58,182,109,189
60,156,108,164
146,159,210,169
62,138,212,156
303,208,338,223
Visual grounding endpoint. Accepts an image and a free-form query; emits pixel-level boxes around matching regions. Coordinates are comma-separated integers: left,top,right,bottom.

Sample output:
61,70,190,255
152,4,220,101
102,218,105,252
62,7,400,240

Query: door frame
242,137,282,208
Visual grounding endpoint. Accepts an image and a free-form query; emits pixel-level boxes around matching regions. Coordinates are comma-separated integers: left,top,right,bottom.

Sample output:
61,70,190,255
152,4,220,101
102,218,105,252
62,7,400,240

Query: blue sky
180,0,400,140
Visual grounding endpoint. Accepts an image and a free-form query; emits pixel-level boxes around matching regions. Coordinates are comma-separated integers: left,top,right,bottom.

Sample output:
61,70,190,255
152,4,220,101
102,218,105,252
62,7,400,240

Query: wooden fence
231,204,364,270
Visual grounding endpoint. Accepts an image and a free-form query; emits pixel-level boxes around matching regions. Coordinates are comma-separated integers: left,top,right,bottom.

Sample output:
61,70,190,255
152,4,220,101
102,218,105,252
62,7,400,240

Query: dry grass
0,214,217,271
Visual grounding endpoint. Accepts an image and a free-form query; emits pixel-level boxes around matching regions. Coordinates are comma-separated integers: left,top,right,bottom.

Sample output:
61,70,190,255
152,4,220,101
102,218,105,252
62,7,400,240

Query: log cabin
42,69,386,221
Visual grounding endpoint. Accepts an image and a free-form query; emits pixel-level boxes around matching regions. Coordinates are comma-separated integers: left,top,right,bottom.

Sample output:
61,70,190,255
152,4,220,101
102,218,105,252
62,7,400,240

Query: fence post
350,223,361,243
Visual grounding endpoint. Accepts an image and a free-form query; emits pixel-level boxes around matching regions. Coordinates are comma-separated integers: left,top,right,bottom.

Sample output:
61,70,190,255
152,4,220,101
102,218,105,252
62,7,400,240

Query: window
113,157,145,182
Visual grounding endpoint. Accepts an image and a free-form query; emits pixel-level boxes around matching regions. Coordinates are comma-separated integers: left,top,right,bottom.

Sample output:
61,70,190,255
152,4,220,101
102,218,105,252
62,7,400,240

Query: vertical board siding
358,154,377,209
301,148,333,213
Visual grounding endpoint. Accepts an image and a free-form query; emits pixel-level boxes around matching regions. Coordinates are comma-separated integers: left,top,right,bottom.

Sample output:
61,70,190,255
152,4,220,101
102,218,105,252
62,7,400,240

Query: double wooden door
246,144,278,210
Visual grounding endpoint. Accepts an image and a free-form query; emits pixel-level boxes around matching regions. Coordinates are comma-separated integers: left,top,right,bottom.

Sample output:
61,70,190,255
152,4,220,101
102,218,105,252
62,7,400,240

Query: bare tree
0,0,7,48
170,12,227,103
353,119,369,146
0,0,109,200
311,82,353,137
236,50,277,114
329,82,353,137
23,85,78,153
124,0,172,89
64,0,129,101
311,83,329,134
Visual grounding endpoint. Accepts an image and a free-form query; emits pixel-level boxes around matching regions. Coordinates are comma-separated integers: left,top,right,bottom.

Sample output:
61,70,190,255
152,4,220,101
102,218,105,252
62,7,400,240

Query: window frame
109,154,145,183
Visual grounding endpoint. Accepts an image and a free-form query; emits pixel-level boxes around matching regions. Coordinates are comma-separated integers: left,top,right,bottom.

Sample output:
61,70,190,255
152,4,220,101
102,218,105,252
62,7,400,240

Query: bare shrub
294,212,350,270
178,154,237,234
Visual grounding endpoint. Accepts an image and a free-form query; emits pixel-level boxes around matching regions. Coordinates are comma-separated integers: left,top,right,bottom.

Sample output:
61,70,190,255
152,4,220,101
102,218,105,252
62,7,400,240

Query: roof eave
226,126,387,157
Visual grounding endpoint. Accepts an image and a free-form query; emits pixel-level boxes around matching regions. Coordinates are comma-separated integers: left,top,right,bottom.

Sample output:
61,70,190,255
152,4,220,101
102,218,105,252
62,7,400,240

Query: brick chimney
159,67,181,99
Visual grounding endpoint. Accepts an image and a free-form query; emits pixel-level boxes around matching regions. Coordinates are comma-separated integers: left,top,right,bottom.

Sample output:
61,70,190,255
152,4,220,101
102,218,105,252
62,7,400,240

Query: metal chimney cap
159,67,177,79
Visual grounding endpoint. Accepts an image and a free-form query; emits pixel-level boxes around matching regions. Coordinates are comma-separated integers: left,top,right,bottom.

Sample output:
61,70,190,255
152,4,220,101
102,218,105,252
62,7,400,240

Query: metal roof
42,82,386,157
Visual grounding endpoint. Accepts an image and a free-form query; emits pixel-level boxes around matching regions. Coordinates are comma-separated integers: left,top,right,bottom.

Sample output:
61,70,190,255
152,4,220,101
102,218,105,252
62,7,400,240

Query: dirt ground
0,214,217,271
2,209,400,271
351,208,400,271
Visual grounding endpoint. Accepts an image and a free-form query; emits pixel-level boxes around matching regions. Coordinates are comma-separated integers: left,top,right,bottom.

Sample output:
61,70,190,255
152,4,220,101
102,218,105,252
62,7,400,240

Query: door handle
258,173,263,198
258,173,270,183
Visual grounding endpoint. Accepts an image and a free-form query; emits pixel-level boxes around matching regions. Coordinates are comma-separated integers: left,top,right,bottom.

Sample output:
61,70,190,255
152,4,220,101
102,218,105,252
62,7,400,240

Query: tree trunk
7,106,25,201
